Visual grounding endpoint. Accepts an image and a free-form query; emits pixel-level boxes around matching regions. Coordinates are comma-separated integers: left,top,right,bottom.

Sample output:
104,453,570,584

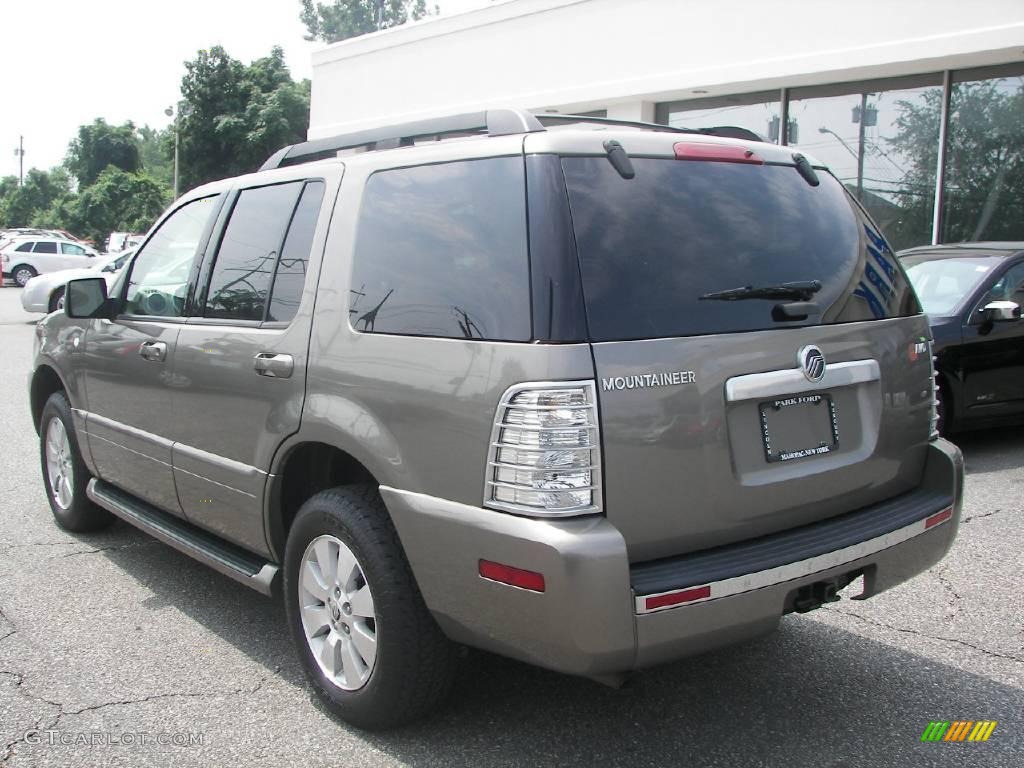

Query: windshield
901,255,1002,315
561,157,920,341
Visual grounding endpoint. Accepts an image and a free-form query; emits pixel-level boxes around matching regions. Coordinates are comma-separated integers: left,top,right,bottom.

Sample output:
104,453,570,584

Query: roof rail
259,108,544,171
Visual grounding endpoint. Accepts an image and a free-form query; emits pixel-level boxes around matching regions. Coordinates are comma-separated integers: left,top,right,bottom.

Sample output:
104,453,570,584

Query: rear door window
32,241,58,254
266,180,325,323
561,157,919,341
204,182,303,321
349,158,531,341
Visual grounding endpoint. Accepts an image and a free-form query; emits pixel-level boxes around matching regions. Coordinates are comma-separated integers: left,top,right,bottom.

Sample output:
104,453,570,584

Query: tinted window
561,157,920,341
980,261,1024,311
349,158,530,340
267,181,325,322
15,242,33,252
125,195,220,316
33,241,58,254
61,242,86,255
205,183,302,321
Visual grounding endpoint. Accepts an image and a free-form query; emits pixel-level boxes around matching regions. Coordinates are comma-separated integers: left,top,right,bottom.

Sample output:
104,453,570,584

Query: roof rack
259,109,767,171
259,108,545,171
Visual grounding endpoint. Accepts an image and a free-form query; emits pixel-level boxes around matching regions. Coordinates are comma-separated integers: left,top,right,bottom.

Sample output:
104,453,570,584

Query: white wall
310,0,1024,137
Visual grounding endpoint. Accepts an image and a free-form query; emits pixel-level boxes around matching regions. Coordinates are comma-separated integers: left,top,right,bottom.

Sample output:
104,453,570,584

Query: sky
1,0,491,179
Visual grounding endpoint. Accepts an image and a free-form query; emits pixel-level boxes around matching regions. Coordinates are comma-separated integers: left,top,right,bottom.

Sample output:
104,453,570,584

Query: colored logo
920,721,997,742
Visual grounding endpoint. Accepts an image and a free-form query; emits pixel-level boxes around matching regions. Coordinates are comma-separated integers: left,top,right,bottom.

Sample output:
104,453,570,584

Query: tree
299,0,432,43
137,125,174,188
177,45,310,190
0,168,72,229
888,79,1024,244
63,167,170,245
65,119,141,188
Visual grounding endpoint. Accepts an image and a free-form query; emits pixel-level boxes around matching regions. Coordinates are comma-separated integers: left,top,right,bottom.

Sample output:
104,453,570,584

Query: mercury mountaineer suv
29,109,964,729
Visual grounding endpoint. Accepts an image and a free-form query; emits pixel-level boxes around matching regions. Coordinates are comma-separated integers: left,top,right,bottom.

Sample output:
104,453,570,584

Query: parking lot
0,286,1020,768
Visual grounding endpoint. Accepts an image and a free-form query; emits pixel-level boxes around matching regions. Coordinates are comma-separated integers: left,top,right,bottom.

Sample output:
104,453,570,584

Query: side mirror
65,277,110,318
981,300,1021,323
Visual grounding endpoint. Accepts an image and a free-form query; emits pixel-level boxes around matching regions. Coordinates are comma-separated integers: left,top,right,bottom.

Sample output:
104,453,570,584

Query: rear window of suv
561,157,919,342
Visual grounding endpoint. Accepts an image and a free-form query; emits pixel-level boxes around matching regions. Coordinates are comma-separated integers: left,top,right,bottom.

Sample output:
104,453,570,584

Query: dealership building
310,0,1024,250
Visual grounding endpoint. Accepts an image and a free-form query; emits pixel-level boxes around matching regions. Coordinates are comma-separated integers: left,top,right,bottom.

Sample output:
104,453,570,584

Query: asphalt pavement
0,287,1020,767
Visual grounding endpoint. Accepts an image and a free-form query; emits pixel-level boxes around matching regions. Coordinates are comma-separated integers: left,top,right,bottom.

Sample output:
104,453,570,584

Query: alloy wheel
298,534,378,691
45,418,74,510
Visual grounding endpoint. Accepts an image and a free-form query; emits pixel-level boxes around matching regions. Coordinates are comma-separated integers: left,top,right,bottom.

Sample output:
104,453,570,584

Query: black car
900,242,1024,434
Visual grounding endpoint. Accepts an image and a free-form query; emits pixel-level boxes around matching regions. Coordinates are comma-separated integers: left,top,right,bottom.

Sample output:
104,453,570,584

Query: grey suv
30,110,964,729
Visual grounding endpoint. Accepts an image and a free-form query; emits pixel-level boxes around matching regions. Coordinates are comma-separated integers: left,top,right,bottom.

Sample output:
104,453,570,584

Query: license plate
759,393,838,463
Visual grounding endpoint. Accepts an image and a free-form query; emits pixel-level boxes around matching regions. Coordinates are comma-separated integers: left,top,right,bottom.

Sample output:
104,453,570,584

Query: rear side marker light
925,508,953,529
478,560,545,592
673,142,764,164
644,585,711,611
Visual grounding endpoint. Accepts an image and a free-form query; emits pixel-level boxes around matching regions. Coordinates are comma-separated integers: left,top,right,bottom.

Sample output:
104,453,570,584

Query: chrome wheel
45,417,74,510
14,268,34,287
299,534,377,691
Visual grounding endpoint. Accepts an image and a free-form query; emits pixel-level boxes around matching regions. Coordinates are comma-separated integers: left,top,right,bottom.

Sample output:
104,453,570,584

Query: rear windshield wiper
699,280,822,302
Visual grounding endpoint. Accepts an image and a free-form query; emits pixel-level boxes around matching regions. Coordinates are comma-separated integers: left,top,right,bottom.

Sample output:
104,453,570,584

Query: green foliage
0,169,72,229
63,168,170,245
177,45,311,190
65,119,141,187
888,79,1024,244
299,0,433,42
137,125,174,188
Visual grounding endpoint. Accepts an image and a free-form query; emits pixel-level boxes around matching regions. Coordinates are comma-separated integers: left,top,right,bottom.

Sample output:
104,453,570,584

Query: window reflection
941,72,1024,243
789,82,941,251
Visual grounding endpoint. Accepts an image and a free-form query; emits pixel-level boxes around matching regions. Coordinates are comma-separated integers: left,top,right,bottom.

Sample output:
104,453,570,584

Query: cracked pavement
0,290,1021,767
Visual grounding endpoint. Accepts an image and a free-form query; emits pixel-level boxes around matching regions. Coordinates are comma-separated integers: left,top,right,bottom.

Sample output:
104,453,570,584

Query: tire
39,392,114,532
13,265,37,287
48,286,65,313
284,485,458,730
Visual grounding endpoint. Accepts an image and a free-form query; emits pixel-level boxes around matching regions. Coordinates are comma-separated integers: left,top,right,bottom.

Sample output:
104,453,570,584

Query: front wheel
283,486,458,729
48,286,66,313
13,265,37,287
39,392,114,532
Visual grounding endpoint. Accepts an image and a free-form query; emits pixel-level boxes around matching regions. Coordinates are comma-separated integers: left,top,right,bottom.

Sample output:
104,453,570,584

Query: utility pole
14,136,25,186
855,93,867,202
165,106,182,199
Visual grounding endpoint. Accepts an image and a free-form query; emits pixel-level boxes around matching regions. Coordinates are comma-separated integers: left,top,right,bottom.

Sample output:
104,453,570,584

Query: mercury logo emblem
798,345,826,383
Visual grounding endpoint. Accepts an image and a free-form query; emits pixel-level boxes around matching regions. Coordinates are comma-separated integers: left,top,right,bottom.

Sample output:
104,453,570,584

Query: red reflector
644,585,711,611
925,508,953,529
673,142,764,164
478,560,545,592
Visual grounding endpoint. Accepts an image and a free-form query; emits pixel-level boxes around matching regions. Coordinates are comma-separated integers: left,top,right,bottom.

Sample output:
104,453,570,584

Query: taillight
927,341,940,440
484,380,602,517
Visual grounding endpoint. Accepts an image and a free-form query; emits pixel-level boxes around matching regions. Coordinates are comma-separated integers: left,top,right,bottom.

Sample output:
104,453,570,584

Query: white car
2,236,101,287
20,250,134,314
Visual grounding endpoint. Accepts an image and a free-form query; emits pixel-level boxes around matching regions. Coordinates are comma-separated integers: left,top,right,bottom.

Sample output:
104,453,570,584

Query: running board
86,478,279,596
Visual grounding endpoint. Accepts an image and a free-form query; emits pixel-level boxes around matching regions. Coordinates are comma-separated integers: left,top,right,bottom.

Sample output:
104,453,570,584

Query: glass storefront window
788,76,942,251
941,66,1024,243
655,92,780,143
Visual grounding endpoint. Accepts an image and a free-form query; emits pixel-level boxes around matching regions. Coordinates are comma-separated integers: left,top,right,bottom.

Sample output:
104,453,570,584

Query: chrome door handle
254,352,294,378
139,341,167,362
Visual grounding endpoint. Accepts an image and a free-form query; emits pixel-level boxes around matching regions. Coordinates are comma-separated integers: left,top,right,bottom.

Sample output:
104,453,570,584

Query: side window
981,262,1024,310
125,195,220,317
15,242,34,252
61,242,86,255
33,241,58,254
267,181,325,323
204,182,303,321
348,158,531,341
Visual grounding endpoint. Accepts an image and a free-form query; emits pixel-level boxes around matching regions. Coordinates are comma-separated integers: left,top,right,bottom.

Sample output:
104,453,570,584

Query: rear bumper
383,438,963,678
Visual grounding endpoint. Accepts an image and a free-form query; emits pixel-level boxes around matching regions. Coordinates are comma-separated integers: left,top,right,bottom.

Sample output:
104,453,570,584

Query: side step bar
87,479,279,596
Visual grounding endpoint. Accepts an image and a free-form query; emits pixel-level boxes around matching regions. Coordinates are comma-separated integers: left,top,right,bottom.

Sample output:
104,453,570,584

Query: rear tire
283,485,458,730
936,377,955,436
48,286,65,313
13,265,37,287
39,392,114,532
